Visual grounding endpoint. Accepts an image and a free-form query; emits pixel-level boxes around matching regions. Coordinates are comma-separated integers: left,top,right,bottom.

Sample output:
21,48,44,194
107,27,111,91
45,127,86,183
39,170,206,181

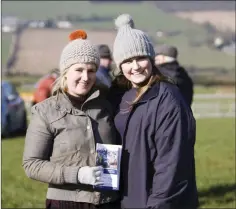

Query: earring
63,86,68,92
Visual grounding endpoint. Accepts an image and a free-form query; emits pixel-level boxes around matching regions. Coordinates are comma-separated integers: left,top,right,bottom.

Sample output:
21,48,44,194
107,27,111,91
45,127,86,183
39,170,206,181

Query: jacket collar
55,88,100,113
136,82,161,104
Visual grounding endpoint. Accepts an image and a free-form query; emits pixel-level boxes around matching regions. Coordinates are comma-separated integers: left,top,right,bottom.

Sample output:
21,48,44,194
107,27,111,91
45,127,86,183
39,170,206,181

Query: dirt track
175,11,235,32
12,29,116,75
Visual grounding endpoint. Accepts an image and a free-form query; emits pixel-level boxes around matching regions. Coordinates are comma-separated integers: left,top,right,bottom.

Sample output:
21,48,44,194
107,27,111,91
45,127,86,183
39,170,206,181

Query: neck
65,92,87,107
132,75,152,88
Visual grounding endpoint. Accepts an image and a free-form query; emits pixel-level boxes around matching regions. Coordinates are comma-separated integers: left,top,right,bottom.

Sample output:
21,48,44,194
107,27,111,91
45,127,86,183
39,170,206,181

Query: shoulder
31,96,57,118
93,84,110,98
153,81,187,109
89,87,114,115
96,67,106,76
96,69,103,77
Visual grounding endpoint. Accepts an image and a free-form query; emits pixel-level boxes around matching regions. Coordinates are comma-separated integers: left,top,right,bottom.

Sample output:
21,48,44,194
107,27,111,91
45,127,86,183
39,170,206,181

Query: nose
132,60,140,70
81,71,89,81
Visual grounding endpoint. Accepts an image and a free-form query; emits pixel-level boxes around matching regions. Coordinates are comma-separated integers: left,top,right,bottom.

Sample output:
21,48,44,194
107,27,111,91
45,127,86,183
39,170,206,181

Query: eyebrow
75,67,96,71
124,56,147,63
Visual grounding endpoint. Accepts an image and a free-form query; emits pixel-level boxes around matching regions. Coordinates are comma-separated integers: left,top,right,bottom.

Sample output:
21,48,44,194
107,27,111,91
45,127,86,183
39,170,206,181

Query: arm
22,105,80,185
147,99,196,209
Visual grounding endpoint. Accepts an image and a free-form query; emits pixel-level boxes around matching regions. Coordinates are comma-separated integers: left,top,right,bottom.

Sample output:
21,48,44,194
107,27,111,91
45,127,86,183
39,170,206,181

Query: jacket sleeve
22,105,80,185
147,97,196,209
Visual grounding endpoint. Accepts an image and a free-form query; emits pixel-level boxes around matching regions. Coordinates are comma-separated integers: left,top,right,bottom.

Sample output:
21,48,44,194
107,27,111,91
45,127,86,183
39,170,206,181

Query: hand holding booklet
95,143,122,191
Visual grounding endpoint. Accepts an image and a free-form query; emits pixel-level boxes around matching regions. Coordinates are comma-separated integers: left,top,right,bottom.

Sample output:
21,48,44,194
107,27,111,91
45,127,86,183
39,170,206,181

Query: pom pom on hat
69,30,87,41
113,14,155,70
115,14,135,29
60,29,100,72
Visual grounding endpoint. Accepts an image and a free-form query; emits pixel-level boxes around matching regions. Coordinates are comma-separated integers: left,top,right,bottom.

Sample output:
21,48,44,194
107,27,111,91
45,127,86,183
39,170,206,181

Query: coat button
87,125,91,130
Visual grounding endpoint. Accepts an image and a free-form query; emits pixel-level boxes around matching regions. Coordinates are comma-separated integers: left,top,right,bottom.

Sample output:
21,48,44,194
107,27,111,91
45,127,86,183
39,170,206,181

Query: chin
77,90,90,95
75,87,91,95
131,78,147,84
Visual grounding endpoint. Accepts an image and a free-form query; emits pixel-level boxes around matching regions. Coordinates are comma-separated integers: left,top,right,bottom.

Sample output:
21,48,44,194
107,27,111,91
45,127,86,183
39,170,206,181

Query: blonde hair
51,69,68,96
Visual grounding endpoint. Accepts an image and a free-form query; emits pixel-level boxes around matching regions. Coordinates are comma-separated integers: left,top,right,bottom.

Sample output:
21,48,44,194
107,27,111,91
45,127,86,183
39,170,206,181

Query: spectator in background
96,44,113,88
155,45,194,106
32,68,60,105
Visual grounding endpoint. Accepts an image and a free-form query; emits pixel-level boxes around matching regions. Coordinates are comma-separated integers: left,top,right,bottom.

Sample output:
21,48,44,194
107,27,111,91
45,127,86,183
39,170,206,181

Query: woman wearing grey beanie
111,14,199,209
22,30,120,209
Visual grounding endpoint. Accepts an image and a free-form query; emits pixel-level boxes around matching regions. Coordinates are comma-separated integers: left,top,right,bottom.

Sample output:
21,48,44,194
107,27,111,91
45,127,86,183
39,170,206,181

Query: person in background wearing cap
110,14,199,209
155,45,194,106
23,30,120,209
32,68,60,105
96,44,113,88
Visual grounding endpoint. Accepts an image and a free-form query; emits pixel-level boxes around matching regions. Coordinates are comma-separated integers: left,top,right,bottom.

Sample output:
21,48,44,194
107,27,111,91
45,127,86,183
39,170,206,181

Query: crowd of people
23,14,197,209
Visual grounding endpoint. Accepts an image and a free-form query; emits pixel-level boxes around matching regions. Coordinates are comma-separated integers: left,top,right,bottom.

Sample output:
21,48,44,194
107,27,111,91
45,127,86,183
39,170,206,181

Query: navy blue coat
114,81,198,209
96,66,112,88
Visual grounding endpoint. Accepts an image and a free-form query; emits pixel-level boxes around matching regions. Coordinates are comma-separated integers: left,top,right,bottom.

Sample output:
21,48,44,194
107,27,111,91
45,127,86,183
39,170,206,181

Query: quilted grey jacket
22,89,119,205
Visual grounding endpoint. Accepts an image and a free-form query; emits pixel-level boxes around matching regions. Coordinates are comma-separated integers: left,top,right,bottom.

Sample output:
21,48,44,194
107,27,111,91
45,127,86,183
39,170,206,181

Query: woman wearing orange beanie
23,30,120,209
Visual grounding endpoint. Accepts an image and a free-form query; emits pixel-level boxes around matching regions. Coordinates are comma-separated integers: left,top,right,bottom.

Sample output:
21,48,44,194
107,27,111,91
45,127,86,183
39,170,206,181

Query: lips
78,82,89,87
131,69,145,75
132,72,144,76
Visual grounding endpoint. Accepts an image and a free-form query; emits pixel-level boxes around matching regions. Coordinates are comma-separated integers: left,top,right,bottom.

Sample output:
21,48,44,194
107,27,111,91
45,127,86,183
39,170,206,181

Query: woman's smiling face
121,56,152,87
66,63,97,97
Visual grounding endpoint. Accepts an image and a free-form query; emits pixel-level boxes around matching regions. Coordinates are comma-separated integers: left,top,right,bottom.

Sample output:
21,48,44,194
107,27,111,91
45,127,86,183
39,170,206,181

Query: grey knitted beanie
113,14,155,70
59,30,100,73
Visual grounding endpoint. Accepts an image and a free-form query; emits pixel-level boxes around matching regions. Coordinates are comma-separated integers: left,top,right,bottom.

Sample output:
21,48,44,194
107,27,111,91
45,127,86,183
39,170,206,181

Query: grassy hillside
157,35,236,69
2,1,235,70
153,1,235,12
1,33,12,67
2,1,208,34
2,118,235,208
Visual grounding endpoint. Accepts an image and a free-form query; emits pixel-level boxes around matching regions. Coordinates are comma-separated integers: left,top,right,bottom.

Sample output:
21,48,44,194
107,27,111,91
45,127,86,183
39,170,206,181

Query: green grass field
2,118,235,208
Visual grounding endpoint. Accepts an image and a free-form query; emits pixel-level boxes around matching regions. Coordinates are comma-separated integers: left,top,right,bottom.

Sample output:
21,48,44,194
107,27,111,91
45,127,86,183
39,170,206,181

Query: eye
88,68,96,73
75,68,83,72
136,56,146,61
124,60,132,64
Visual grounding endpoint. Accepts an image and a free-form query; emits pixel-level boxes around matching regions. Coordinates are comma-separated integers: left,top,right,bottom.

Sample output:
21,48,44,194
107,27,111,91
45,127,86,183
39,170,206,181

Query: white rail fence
192,93,235,119
22,93,235,119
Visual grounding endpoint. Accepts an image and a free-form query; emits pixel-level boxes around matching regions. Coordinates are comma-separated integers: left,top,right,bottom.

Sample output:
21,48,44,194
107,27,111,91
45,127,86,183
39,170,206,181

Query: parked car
1,81,27,138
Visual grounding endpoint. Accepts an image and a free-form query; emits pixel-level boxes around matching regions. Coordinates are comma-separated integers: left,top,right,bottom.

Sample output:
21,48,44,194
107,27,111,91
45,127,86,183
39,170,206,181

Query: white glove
77,166,104,186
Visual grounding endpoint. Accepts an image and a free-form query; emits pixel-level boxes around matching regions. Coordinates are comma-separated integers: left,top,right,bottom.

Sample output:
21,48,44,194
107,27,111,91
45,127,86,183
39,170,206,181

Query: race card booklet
95,143,122,191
